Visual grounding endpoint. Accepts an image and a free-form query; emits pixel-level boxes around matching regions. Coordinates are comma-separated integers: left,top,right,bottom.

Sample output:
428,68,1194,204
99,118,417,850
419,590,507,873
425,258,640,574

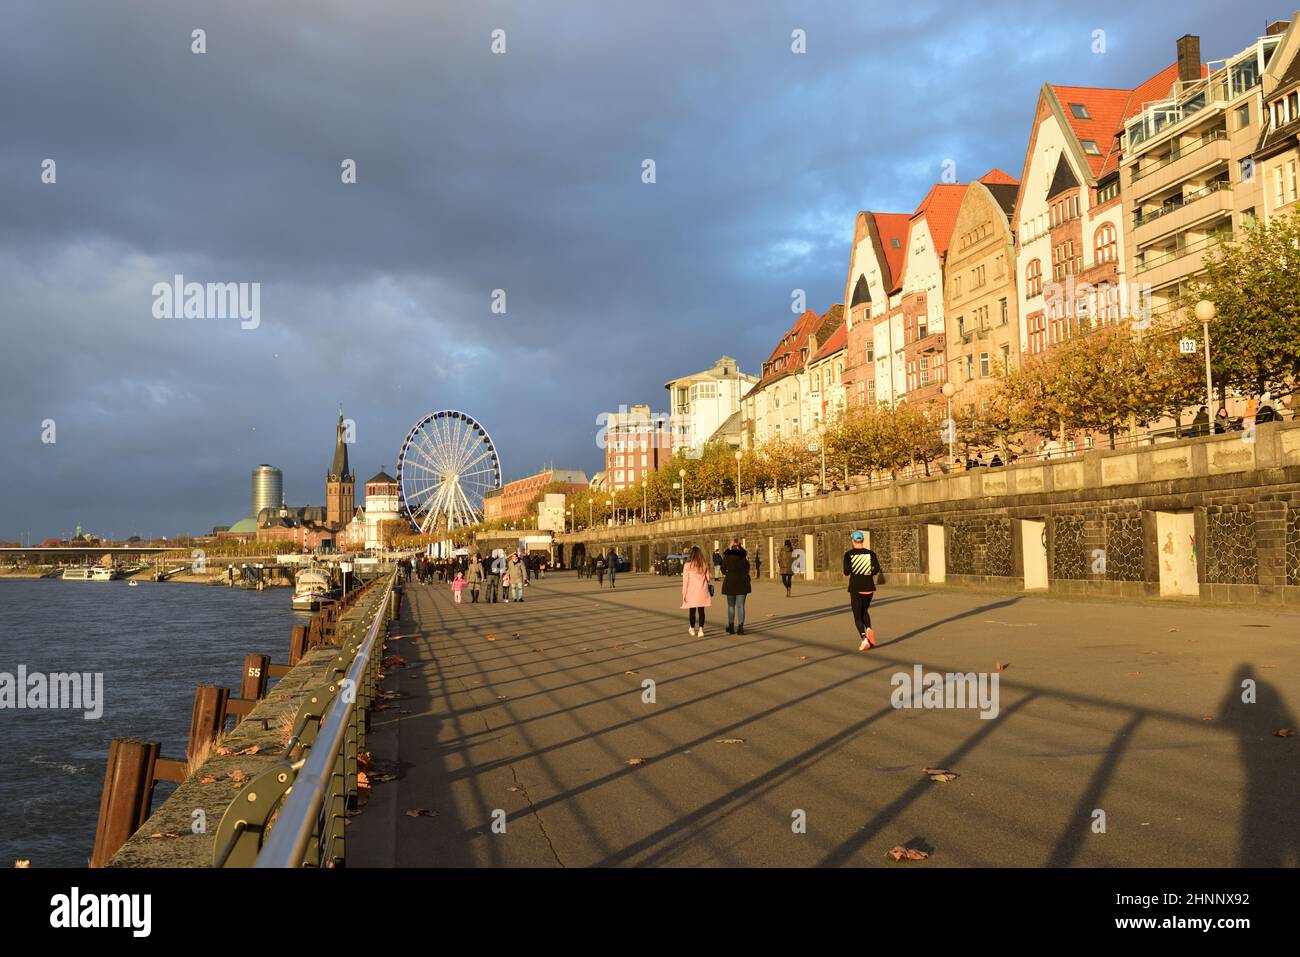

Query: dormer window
1080,139,1101,156
1070,103,1091,120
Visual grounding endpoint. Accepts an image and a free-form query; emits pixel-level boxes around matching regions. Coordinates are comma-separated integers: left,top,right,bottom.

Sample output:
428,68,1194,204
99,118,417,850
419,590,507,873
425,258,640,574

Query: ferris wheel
397,410,502,533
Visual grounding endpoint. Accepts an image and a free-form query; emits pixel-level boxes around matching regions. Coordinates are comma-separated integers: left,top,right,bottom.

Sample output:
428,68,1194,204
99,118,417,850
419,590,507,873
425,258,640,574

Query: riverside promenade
348,573,1300,867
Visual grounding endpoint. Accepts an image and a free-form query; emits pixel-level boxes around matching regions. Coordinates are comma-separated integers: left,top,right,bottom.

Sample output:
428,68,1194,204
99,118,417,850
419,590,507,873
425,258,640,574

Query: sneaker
689,626,696,636
858,633,871,651
866,627,876,648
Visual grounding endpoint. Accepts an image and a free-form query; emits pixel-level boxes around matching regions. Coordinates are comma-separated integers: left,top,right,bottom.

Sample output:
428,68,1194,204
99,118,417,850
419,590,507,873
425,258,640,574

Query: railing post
91,738,160,867
288,623,308,665
188,685,230,757
240,653,271,700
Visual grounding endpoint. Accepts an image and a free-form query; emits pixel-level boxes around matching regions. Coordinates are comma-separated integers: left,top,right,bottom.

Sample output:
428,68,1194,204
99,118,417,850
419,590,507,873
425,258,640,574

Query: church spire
328,405,352,481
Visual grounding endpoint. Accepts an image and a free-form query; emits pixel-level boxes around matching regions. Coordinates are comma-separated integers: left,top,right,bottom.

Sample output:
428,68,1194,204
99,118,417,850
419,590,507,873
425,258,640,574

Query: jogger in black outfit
842,530,882,651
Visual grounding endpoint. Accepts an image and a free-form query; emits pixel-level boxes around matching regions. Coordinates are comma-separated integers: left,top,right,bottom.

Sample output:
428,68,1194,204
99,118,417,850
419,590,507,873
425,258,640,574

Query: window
891,238,901,248
979,352,990,378
1000,344,1011,373
964,354,974,380
957,316,965,336
866,380,875,405
1097,179,1120,204
1070,103,1091,120
1237,103,1250,129
1081,139,1101,156
1026,259,1042,298
919,356,930,387
1289,160,1298,203
999,298,1008,325
1094,223,1117,264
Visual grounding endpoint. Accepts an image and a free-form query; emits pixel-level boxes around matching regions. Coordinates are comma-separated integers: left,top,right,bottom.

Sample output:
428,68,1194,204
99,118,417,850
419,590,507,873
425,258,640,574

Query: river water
0,578,299,867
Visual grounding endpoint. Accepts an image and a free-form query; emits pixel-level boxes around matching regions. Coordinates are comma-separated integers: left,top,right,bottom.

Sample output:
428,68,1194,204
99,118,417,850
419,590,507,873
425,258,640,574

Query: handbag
707,581,714,596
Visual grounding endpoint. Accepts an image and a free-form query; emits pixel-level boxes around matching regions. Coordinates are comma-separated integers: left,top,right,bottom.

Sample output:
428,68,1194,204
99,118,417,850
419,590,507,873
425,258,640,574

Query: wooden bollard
289,623,308,665
187,685,230,757
240,653,271,700
91,738,160,867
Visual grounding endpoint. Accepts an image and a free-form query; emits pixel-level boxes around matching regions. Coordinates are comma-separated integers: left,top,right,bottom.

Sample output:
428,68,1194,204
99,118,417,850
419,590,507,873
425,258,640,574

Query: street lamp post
1195,299,1216,414
678,468,687,515
734,450,743,506
942,380,956,467
641,478,647,523
588,499,592,529
606,498,613,527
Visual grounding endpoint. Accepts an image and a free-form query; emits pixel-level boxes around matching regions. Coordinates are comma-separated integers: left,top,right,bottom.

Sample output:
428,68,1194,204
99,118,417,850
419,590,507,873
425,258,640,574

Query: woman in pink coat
681,546,713,636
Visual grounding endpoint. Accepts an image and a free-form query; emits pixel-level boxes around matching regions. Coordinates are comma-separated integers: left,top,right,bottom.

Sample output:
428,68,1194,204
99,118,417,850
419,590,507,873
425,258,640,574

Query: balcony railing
1135,229,1233,274
1130,129,1228,184
1133,180,1232,228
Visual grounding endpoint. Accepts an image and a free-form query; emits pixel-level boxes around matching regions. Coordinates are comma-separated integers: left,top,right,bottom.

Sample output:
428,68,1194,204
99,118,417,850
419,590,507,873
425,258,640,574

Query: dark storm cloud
0,0,1282,537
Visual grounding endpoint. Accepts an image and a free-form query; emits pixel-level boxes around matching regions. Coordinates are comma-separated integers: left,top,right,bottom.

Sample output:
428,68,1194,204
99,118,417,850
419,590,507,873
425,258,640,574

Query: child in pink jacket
680,546,713,636
451,571,466,604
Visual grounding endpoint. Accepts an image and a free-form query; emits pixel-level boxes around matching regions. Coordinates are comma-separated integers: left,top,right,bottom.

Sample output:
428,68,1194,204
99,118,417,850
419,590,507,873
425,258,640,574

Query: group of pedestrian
678,532,883,651
576,548,620,587
445,550,539,604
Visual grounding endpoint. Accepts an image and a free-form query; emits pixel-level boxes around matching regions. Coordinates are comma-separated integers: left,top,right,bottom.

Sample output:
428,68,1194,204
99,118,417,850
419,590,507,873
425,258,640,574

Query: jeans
486,579,498,602
512,581,524,601
726,593,746,627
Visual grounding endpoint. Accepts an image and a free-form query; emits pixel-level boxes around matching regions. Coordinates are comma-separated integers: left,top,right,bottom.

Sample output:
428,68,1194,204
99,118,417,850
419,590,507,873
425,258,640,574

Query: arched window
1025,258,1042,298
1094,223,1117,264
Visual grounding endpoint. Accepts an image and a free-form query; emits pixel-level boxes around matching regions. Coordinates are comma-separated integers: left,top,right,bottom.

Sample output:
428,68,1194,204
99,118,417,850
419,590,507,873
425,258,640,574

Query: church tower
325,404,355,529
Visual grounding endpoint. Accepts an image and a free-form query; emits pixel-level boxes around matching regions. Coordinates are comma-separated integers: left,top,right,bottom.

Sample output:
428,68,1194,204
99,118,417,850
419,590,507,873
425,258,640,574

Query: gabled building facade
841,210,909,408
1012,66,1187,357
944,173,1022,403
1255,16,1300,222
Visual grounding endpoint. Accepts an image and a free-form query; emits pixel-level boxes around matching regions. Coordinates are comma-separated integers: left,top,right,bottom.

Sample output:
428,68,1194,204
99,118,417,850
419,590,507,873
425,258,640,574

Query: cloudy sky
0,0,1285,539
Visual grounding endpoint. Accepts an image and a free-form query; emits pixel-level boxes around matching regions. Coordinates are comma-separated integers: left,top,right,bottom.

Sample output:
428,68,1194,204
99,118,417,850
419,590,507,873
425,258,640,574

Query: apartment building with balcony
805,315,848,431
840,210,910,408
943,173,1022,407
600,403,673,492
1254,15,1300,222
1013,63,1187,358
1121,30,1284,317
663,356,757,456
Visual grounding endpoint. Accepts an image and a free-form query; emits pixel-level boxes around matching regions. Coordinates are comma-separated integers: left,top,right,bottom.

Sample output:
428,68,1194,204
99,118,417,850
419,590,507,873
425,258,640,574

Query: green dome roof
228,517,258,533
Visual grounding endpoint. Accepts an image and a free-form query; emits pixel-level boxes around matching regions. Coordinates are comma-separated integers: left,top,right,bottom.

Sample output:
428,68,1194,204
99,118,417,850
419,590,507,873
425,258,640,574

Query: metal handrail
254,572,395,867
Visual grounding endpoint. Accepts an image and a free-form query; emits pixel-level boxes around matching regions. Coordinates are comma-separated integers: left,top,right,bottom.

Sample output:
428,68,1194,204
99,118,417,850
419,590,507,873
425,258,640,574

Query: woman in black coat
720,537,752,635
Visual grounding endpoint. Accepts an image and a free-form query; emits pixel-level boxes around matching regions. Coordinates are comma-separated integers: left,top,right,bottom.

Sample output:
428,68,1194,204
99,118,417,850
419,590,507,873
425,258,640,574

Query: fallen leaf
149,833,182,840
625,757,646,766
228,770,249,783
486,635,496,641
885,845,929,862
213,745,234,756
624,670,638,676
236,744,262,755
198,775,218,784
1168,627,1180,633
371,773,397,783
404,808,437,818
1275,729,1295,738
1201,715,1214,722
715,738,745,745
357,771,370,788
1126,672,1142,677
14,860,30,868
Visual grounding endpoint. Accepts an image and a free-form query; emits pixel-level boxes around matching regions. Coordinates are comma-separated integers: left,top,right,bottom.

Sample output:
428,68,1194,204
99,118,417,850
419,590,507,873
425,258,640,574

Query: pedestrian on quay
681,545,713,637
1190,405,1210,437
485,553,500,603
712,548,724,581
508,550,527,602
843,530,883,651
467,552,484,603
451,570,466,604
720,537,750,635
595,551,606,587
1214,407,1232,434
754,551,762,580
778,540,795,597
607,548,618,588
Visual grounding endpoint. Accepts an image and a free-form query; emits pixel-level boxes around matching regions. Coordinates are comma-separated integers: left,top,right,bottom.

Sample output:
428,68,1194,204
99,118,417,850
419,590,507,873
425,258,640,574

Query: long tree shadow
1216,664,1299,867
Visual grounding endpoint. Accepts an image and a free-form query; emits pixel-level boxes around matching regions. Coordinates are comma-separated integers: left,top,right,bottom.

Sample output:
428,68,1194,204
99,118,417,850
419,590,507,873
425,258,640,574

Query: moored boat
291,568,337,611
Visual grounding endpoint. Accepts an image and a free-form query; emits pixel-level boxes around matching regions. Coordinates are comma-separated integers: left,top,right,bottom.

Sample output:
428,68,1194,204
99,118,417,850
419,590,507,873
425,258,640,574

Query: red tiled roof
874,212,911,292
978,168,1019,185
911,182,969,259
748,308,823,395
810,322,847,363
1049,62,1208,177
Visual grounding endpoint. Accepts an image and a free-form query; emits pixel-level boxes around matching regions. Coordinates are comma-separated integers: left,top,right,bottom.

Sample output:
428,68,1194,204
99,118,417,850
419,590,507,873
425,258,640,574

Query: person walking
777,540,795,597
466,553,484,603
754,550,762,580
484,553,500,603
712,549,723,581
595,551,606,587
607,548,618,588
681,546,712,637
507,551,527,602
451,570,466,604
843,530,882,651
720,537,750,635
